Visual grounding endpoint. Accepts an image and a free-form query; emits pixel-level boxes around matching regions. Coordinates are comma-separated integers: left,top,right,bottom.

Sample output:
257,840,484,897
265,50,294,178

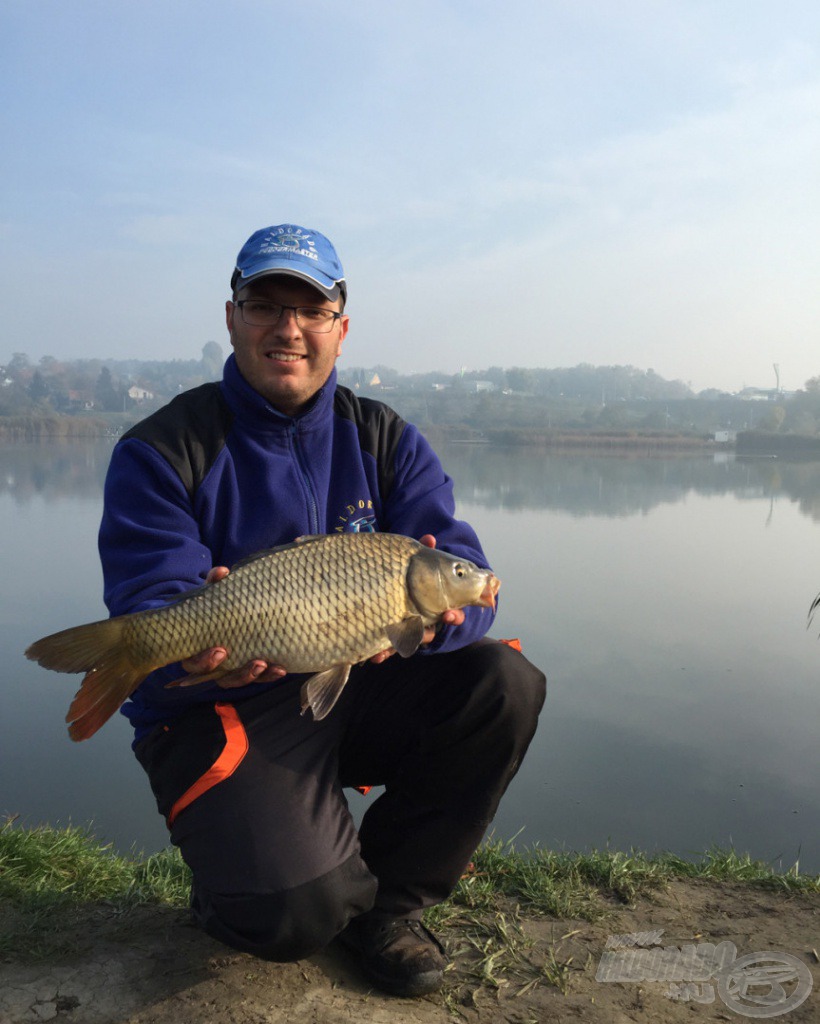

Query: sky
2,0,819,393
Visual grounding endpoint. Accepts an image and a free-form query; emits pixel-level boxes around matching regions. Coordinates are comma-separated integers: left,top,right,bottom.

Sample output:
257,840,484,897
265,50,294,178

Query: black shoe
337,915,448,997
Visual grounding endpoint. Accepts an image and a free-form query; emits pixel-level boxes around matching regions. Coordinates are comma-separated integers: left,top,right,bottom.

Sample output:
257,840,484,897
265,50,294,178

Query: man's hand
368,534,465,665
173,566,287,689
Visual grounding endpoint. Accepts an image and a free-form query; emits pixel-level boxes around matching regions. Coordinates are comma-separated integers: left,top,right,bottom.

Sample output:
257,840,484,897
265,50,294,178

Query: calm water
2,440,818,872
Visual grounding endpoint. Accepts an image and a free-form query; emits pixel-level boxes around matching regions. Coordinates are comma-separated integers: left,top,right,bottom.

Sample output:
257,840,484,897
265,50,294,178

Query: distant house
128,386,154,402
714,430,737,443
471,381,496,394
66,390,94,410
736,387,795,403
737,387,776,402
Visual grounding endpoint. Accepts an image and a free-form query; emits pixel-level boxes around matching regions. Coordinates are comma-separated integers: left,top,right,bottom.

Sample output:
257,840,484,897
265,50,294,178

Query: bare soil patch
1,879,817,1024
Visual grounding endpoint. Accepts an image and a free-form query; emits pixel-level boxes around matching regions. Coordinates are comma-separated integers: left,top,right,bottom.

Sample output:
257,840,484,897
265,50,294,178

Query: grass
0,818,191,958
0,819,191,908
426,836,819,1008
2,820,817,968
425,834,819,936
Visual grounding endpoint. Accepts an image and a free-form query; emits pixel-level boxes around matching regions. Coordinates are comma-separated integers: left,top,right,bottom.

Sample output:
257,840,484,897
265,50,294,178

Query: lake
2,440,818,872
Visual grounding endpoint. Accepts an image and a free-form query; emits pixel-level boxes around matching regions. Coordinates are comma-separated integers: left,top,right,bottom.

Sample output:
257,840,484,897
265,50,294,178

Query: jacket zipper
290,421,320,534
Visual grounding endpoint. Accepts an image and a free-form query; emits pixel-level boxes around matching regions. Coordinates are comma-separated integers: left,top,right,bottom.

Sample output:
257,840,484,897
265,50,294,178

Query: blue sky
3,0,819,392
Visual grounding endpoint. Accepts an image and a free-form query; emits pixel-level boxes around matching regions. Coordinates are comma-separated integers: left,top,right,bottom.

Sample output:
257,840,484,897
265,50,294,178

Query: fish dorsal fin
300,663,352,720
385,616,426,658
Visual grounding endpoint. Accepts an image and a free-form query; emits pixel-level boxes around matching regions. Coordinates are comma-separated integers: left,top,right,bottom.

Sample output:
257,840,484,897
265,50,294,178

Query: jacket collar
220,354,336,433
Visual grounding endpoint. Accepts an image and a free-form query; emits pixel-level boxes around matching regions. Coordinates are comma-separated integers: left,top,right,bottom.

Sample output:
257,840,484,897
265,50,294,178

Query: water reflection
2,440,819,871
439,444,820,521
0,440,112,503
5,439,820,525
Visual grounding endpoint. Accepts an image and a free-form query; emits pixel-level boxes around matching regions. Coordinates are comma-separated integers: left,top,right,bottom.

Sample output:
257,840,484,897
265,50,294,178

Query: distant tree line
0,343,224,421
342,363,694,403
2,349,820,440
338,365,819,438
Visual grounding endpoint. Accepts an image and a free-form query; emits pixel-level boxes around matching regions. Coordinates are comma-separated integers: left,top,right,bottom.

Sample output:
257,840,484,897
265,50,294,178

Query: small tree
94,366,122,411
28,370,51,403
201,341,223,379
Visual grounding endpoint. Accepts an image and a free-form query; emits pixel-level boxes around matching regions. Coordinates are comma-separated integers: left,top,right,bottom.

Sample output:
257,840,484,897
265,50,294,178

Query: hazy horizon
3,2,819,394
2,345,794,397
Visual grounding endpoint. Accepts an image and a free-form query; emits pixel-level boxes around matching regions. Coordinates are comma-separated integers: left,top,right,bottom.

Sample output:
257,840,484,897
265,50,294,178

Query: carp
25,533,500,742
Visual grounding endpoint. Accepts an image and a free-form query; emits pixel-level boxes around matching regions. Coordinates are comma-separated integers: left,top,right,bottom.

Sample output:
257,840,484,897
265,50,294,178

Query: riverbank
7,412,820,462
420,424,717,453
1,824,817,1022
0,415,112,441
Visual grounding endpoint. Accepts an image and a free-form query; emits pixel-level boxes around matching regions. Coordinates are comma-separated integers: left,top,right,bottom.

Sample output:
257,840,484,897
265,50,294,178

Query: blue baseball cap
231,224,346,303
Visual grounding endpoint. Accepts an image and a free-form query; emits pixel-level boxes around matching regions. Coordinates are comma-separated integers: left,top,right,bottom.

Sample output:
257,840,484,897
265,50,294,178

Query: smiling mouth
265,351,306,363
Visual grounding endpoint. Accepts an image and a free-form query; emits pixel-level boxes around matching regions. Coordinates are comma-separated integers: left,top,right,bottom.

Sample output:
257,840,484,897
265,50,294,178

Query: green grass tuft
0,820,191,959
0,819,192,908
426,834,818,939
2,820,816,965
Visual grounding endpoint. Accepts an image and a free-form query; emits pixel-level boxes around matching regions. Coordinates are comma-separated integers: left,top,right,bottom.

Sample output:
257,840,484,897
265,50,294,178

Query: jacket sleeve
381,423,498,653
99,437,213,617
98,437,217,699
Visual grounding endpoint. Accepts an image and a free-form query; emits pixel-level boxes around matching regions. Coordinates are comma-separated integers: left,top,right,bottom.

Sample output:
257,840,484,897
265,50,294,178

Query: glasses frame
234,300,343,333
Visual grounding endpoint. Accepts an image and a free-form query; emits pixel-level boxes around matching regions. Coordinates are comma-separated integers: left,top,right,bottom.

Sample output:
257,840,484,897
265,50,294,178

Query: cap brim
232,267,344,303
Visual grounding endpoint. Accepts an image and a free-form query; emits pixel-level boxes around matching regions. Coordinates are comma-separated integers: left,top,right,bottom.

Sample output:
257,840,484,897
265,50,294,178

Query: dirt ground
1,879,817,1024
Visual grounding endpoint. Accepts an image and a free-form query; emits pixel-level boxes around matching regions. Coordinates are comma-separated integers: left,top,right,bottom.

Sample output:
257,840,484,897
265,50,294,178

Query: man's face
226,276,349,415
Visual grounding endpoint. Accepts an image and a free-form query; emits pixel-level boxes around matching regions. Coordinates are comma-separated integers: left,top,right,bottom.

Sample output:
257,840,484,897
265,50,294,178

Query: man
99,224,546,997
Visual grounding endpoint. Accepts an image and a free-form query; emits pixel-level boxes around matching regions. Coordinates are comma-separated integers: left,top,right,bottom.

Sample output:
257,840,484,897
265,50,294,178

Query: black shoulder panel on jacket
333,385,406,502
121,383,233,502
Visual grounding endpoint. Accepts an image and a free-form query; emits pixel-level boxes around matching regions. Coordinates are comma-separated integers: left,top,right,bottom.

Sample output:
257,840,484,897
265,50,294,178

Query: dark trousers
135,639,546,961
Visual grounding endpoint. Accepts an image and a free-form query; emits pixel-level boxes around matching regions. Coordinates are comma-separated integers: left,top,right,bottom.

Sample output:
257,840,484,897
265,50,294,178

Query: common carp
25,533,500,742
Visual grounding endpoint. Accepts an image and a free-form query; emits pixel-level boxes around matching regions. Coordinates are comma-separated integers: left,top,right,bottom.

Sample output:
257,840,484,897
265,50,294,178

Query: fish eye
452,563,465,578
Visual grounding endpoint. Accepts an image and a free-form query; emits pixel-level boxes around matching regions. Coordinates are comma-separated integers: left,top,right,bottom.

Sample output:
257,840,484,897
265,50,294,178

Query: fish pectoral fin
385,616,426,658
300,664,352,721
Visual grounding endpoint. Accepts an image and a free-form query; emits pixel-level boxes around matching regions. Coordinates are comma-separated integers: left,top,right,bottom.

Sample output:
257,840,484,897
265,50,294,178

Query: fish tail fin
26,618,151,742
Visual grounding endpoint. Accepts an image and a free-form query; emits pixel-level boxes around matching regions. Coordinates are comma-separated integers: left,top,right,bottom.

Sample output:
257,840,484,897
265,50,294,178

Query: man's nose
274,306,301,334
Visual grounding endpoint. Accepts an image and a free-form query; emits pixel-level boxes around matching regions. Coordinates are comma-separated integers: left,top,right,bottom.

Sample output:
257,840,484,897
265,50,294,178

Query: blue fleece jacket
99,356,496,740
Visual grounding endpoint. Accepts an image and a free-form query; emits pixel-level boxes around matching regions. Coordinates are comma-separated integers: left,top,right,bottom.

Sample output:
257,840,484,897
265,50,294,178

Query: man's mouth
265,351,306,363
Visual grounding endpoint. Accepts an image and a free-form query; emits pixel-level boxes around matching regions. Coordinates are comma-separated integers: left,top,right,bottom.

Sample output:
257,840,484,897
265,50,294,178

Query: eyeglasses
235,300,342,333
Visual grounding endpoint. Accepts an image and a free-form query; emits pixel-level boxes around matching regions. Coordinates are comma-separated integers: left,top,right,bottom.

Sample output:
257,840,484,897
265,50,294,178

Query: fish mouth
479,574,500,610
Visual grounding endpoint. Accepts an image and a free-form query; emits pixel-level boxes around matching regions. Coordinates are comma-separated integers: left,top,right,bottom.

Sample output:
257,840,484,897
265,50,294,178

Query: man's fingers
180,646,228,674
441,609,466,627
216,663,287,689
205,566,230,585
369,648,396,664
170,656,286,689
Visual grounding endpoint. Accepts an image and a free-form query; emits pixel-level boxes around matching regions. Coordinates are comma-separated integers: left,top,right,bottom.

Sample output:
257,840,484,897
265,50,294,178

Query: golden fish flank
25,533,500,742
